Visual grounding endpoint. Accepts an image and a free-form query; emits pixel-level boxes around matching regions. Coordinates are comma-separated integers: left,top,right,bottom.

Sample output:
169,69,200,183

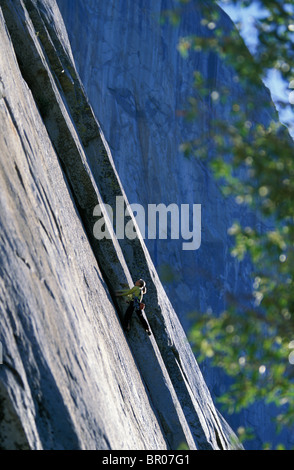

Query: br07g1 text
146,455,189,465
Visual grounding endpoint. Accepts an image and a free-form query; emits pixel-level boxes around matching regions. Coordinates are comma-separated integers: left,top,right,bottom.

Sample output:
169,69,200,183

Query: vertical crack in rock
0,381,30,450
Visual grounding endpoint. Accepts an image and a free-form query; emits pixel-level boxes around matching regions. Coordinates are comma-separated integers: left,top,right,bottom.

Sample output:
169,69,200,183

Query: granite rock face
57,0,268,329
57,0,289,449
0,0,240,450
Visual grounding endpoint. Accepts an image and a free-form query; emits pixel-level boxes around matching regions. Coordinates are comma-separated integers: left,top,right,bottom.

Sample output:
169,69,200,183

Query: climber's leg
136,309,152,335
123,301,134,331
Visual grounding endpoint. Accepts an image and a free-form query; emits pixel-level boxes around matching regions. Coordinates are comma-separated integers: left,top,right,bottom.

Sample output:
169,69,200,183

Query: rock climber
116,279,152,335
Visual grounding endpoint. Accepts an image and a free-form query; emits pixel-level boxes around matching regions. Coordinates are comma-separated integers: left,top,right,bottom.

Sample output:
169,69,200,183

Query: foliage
167,0,294,445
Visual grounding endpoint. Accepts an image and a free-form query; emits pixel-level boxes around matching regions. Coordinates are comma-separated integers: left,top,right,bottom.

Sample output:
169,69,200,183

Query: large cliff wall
56,0,294,450
57,0,291,449
63,0,281,335
0,0,240,450
57,0,269,333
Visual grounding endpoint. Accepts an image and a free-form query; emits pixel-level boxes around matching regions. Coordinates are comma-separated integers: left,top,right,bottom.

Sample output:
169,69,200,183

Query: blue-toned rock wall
57,0,293,449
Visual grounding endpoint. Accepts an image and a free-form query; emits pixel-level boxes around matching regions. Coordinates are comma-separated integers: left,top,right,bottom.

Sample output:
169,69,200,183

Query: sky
218,1,294,137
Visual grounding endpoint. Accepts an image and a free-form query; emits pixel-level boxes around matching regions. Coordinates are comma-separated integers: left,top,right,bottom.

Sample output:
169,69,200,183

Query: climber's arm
115,286,137,297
